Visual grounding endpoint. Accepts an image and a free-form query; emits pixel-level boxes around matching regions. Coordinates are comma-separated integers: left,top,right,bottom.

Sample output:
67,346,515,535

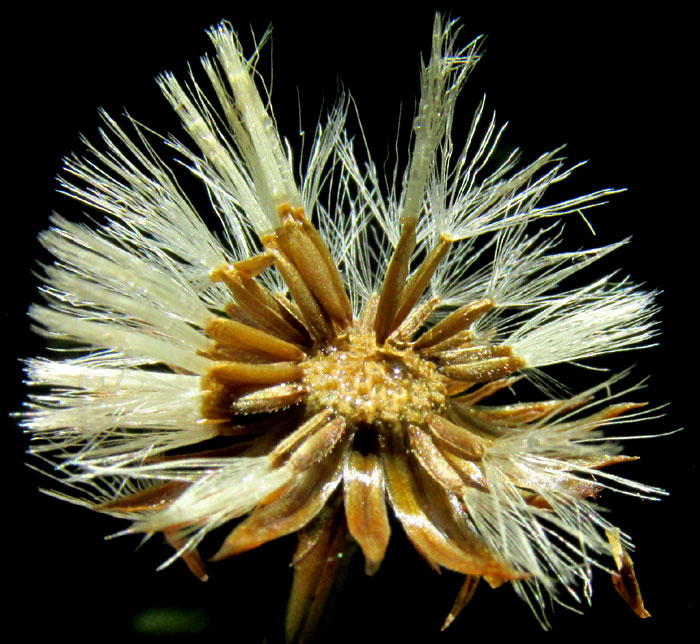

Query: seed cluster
22,15,660,641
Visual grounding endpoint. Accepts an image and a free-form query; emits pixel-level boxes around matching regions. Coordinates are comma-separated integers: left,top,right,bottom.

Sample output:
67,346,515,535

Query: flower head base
23,14,663,641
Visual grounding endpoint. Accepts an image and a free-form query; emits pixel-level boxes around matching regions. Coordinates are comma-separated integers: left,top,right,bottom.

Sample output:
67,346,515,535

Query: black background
6,3,694,642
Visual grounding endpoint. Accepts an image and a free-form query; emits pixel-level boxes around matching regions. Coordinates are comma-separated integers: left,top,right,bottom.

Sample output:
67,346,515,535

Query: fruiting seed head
20,12,666,641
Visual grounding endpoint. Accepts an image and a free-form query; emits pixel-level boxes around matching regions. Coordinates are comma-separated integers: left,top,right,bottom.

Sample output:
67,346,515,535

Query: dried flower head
22,14,666,641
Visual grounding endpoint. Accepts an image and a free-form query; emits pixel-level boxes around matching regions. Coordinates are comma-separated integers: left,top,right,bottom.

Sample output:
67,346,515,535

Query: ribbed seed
206,316,306,361
413,299,493,350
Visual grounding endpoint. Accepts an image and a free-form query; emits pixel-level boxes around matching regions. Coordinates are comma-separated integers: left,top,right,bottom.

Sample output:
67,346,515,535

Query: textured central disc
301,329,448,426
